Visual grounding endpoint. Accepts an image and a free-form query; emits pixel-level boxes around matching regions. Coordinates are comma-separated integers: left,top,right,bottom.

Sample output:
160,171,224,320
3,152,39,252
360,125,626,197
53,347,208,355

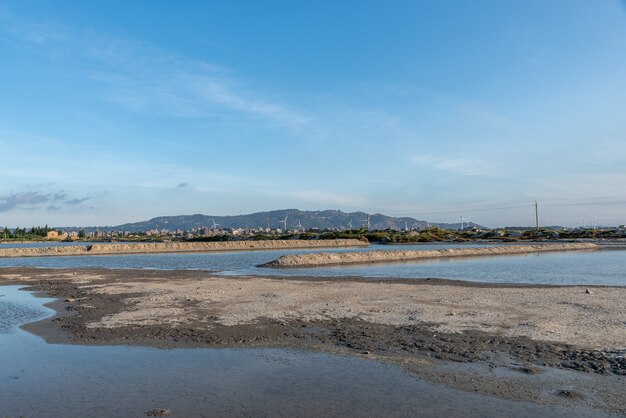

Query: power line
534,201,539,228
542,200,626,207
415,197,626,216
417,204,533,216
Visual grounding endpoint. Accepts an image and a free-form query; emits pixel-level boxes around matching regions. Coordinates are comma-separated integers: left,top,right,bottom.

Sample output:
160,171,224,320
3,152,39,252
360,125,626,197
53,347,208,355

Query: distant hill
89,209,483,232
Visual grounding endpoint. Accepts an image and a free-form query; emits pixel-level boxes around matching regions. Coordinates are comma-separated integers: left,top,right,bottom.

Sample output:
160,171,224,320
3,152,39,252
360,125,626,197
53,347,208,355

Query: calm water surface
0,243,625,286
248,248,626,286
0,285,610,418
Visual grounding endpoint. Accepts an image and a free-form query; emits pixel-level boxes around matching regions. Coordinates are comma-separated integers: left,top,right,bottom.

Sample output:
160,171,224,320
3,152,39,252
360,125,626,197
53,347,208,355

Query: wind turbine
348,219,353,230
465,216,471,230
296,219,303,231
459,216,465,231
280,214,288,232
363,213,371,230
211,219,220,231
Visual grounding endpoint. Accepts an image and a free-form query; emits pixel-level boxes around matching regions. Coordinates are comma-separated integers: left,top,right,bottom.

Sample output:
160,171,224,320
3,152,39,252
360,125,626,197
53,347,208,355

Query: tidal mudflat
2,284,618,418
1,267,625,416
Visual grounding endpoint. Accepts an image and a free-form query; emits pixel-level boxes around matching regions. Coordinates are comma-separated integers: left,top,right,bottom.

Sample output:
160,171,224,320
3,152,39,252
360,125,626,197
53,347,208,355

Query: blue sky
1,0,626,227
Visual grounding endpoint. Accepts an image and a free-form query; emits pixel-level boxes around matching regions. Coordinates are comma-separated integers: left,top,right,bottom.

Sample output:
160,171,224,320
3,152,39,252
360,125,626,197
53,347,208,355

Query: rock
511,365,543,375
146,408,171,416
585,288,593,294
555,390,584,399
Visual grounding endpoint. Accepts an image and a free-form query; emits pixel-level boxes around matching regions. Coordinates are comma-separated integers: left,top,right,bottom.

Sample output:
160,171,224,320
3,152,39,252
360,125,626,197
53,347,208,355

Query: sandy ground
1,267,625,415
260,243,598,267
70,274,623,350
1,267,623,353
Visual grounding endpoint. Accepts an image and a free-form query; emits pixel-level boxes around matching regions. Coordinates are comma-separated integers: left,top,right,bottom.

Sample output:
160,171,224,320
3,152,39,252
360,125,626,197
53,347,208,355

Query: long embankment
259,243,598,268
0,239,368,258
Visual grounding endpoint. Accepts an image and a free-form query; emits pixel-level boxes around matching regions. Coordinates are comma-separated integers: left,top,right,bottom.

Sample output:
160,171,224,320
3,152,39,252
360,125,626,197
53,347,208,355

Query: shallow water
247,248,626,286
0,285,611,417
0,243,625,285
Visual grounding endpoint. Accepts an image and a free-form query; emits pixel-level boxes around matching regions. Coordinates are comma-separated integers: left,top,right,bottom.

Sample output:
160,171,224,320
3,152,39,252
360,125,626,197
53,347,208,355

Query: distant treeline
2,225,55,240
2,225,625,243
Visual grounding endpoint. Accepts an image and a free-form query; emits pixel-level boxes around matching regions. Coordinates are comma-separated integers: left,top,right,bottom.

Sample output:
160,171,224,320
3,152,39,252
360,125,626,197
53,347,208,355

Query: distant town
2,223,626,244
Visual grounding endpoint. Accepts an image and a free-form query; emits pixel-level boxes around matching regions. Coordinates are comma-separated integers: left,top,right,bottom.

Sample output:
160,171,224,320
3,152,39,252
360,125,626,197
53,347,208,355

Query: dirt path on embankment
0,239,367,258
259,243,598,267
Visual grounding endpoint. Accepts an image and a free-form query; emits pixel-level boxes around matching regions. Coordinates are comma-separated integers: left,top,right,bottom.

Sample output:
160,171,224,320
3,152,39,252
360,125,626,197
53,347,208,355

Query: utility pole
534,201,539,229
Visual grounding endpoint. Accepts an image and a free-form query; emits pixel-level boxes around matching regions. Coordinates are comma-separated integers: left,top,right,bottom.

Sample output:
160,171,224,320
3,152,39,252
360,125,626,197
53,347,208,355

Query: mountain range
88,209,483,232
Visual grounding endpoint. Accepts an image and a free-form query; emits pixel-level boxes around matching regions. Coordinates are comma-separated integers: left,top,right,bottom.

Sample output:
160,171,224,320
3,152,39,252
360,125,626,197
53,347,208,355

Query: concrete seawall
0,239,368,258
259,243,599,268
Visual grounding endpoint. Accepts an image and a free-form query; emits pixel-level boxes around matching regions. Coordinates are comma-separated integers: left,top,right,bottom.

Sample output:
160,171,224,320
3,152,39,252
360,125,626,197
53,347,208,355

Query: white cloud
410,154,500,176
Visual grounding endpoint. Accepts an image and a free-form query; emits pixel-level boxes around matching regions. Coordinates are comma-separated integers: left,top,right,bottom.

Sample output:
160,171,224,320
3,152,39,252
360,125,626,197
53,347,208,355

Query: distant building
46,230,68,240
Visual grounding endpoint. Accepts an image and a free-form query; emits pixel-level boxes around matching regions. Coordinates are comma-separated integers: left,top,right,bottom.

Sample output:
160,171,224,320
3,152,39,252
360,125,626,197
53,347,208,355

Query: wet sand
1,267,625,415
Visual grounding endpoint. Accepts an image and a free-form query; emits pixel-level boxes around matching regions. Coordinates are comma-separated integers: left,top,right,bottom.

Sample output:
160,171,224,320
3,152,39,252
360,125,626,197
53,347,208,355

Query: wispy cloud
0,12,309,128
0,191,51,211
0,190,93,212
188,75,309,126
410,154,499,176
66,197,92,205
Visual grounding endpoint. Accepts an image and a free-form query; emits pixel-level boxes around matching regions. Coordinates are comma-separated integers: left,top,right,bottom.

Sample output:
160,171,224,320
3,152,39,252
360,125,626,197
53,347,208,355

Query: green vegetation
1,225,55,241
184,234,231,242
319,227,457,243
558,228,626,239
3,223,625,244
